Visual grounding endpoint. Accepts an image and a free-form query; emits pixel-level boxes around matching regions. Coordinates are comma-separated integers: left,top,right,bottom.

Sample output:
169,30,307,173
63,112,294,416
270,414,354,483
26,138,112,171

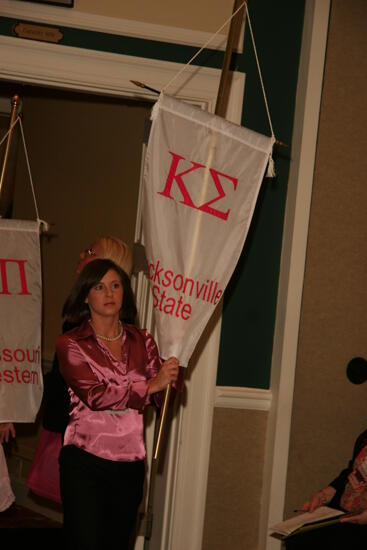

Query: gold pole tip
11,95,20,105
275,139,289,148
130,80,144,89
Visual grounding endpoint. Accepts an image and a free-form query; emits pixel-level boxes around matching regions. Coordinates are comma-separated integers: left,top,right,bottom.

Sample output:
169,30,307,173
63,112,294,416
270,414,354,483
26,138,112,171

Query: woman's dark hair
62,259,137,325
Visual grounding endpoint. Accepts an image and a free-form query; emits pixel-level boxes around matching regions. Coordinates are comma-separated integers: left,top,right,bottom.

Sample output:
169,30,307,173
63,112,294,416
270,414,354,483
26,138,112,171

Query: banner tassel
37,218,50,233
266,138,276,178
267,154,276,178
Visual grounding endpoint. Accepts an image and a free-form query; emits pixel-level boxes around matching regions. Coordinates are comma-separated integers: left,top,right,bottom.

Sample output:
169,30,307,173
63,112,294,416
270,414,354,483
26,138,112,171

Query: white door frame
259,2,331,549
0,28,244,550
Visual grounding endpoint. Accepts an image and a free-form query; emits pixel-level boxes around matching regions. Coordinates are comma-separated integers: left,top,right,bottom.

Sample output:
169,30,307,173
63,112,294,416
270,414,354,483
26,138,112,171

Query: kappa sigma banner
0,219,43,422
143,93,274,367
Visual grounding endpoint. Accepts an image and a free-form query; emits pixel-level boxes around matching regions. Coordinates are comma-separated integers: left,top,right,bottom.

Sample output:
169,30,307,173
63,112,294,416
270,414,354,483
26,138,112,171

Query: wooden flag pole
143,383,172,547
143,2,246,548
215,0,246,117
0,95,20,218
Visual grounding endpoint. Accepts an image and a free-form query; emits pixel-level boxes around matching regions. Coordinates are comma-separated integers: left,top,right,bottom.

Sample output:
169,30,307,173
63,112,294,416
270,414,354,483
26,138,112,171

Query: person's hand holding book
340,508,367,525
302,486,336,512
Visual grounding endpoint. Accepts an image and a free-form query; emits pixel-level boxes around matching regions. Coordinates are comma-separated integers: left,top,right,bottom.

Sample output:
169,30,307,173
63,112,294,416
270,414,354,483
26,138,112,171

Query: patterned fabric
340,444,367,512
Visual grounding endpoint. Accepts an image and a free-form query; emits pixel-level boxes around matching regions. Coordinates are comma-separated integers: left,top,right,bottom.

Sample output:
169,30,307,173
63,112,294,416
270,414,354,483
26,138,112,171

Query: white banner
0,219,43,422
143,93,273,367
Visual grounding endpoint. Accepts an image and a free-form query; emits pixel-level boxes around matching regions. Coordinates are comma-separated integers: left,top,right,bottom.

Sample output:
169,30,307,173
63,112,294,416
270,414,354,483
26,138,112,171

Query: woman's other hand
148,357,179,395
341,508,367,525
301,486,336,512
0,422,16,444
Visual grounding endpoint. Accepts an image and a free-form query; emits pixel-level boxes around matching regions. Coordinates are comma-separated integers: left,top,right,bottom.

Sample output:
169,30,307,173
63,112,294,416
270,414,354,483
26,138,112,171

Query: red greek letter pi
0,259,31,295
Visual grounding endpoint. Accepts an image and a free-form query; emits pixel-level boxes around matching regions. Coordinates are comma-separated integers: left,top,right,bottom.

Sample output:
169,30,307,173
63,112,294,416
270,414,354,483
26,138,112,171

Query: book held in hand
269,506,345,538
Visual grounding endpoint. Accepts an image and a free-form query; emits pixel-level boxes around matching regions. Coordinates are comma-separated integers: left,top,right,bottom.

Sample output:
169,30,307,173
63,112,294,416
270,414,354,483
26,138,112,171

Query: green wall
218,0,305,388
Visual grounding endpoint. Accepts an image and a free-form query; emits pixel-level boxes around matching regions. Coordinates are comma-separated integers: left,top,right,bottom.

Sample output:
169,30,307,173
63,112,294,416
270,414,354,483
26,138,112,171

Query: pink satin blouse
56,319,162,462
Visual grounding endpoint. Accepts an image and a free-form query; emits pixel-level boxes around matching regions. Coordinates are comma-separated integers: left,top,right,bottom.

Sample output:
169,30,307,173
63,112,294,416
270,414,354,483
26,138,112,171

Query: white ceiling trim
0,34,245,124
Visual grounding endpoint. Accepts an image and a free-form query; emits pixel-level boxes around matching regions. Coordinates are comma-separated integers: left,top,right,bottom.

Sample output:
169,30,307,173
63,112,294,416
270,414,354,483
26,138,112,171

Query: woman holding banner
26,236,135,505
56,258,179,550
41,235,134,436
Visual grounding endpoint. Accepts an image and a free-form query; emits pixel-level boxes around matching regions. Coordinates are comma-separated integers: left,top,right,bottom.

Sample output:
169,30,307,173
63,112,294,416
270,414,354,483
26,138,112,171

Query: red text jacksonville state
149,259,223,321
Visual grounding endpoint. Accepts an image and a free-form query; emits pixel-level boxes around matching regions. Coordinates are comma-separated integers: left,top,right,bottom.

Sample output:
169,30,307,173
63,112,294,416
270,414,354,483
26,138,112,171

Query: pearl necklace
89,320,123,342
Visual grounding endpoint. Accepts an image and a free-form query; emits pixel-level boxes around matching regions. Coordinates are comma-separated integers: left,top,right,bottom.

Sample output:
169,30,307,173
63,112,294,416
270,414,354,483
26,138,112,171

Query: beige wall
75,0,234,33
285,0,367,516
203,408,268,550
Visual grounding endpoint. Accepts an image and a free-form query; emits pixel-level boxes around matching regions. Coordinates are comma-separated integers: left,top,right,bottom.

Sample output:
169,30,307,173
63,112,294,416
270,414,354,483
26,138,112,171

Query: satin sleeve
139,330,165,407
56,335,149,412
142,330,162,379
140,330,185,406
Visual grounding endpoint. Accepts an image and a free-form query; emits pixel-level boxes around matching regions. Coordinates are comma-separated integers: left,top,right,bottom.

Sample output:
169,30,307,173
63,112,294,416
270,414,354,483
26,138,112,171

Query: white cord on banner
245,5,275,142
0,116,50,231
161,1,276,177
245,5,276,177
162,0,248,93
18,117,50,230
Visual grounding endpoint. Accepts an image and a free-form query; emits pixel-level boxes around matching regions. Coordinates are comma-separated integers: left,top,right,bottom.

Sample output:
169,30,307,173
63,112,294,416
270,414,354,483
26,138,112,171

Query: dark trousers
59,445,145,550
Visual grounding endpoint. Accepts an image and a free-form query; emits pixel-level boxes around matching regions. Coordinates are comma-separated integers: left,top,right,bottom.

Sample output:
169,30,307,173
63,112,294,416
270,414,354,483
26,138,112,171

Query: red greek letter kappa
158,152,204,207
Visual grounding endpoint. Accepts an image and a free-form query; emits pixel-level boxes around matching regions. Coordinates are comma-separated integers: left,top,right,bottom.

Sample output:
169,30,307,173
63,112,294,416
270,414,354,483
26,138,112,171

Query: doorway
0,36,232,544
0,81,154,535
0,82,152,358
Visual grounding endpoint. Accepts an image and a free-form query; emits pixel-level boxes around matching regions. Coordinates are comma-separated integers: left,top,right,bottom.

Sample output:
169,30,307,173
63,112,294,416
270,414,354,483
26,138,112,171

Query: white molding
215,386,271,411
0,35,244,124
168,309,222,550
0,35,245,550
0,0,239,51
259,2,331,550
